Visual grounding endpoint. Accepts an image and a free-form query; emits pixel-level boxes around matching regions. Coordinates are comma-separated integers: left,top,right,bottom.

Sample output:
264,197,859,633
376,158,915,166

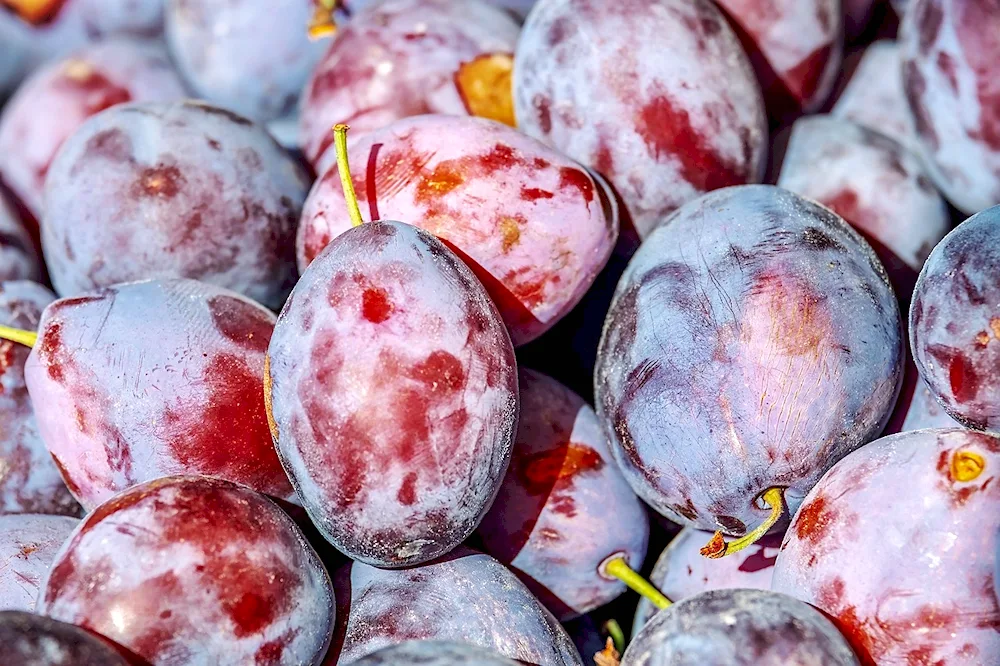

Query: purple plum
0,610,130,666
350,641,521,666
0,514,77,611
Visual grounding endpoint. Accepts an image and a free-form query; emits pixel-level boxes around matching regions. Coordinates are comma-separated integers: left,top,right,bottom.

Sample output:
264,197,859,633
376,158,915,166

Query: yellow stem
332,124,364,228
603,556,671,610
700,487,785,559
0,325,37,348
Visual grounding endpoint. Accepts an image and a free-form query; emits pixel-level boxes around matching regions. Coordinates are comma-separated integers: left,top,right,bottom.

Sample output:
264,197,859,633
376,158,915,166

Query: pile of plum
1,0,999,664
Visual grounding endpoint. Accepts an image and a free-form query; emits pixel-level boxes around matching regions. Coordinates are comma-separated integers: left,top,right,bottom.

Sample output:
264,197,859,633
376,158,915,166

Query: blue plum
0,610,130,666
0,513,77,611
350,641,521,666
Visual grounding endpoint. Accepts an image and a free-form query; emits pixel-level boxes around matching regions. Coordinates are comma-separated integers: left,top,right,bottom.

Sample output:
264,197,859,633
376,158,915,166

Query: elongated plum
351,641,521,666
772,428,1000,665
595,185,902,539
327,550,582,665
0,39,186,223
38,476,335,666
477,369,648,620
298,114,616,345
268,220,518,567
0,194,42,283
0,514,77,611
910,206,1000,431
23,278,293,510
0,611,130,666
513,0,767,237
41,100,309,310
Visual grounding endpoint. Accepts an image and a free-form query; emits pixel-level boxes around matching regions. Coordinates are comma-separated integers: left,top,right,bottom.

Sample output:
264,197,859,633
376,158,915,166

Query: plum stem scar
700,487,784,559
332,124,365,228
602,556,671,609
308,0,340,40
0,325,38,348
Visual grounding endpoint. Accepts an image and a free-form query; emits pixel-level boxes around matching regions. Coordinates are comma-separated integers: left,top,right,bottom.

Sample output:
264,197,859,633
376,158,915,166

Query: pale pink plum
514,0,767,238
0,39,186,224
900,0,1000,213
0,514,77,611
300,0,520,171
476,369,648,620
0,281,79,516
38,476,334,666
772,428,1000,665
0,195,42,283
298,115,616,345
23,278,294,511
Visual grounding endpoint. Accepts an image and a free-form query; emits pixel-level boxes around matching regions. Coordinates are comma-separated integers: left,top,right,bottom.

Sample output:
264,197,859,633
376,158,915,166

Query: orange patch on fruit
455,53,516,128
517,442,603,493
951,449,986,482
991,316,1000,340
263,355,278,442
499,217,520,253
976,331,991,347
2,0,66,24
414,163,465,202
699,531,726,558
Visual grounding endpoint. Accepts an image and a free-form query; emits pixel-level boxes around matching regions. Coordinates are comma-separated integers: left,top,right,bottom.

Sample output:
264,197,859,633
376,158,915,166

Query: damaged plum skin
22,278,294,511
267,221,518,568
0,611,130,666
595,185,902,537
476,369,648,621
771,428,1000,666
900,0,1000,214
41,100,309,310
0,39,187,223
300,0,520,171
513,0,767,238
298,114,617,346
0,514,78,612
38,476,335,666
909,206,1000,432
327,550,582,665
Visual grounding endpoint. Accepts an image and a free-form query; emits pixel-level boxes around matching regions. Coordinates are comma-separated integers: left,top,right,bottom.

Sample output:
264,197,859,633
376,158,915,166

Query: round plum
38,475,335,666
0,514,77,612
298,114,617,345
23,278,294,510
41,100,309,310
0,610,130,666
514,0,767,238
595,185,902,542
350,641,521,666
772,428,1000,665
0,194,42,283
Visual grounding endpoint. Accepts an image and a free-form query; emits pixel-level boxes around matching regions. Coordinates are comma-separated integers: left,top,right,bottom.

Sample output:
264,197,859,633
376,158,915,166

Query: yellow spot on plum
500,217,521,253
976,331,990,347
952,449,985,482
455,53,516,127
991,317,1000,340
62,58,94,81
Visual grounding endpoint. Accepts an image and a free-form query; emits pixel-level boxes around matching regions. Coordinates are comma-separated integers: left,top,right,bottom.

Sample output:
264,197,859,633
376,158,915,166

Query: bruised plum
772,428,1000,665
0,514,77,611
623,589,860,666
328,550,582,665
38,476,334,666
0,610,130,666
267,221,518,567
350,641,521,666
910,206,1000,432
23,278,293,510
595,185,902,539
0,195,42,283
477,369,648,620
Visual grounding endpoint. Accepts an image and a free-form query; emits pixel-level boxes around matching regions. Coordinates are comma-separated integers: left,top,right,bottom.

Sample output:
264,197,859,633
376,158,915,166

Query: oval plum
0,514,77,612
350,641,521,666
0,610,130,666
0,193,42,283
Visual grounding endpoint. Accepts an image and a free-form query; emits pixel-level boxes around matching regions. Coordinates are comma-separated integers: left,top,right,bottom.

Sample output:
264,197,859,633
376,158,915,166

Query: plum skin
0,610,131,666
0,514,79,612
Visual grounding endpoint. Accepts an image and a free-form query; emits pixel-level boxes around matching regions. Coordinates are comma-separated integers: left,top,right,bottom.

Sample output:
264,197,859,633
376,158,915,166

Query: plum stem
602,556,671,609
332,124,364,228
603,619,625,654
700,487,785,559
308,0,339,40
0,324,37,348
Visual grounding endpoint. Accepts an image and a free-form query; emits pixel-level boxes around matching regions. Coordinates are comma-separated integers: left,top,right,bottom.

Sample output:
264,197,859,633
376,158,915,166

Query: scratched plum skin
632,528,780,637
0,514,77,612
268,221,518,567
327,550,582,665
351,641,521,666
298,115,616,346
900,0,1000,214
22,278,294,511
514,0,767,238
772,428,1000,665
0,39,186,223
910,206,1000,432
0,282,79,516
595,185,903,535
476,369,648,620
300,0,520,171
623,589,860,666
0,195,42,283
38,476,334,666
41,100,309,310
0,611,130,666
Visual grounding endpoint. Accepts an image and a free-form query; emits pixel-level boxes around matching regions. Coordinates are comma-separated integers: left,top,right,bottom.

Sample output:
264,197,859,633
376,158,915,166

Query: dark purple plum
0,195,42,283
622,589,860,665
0,610,130,666
41,100,309,310
326,549,582,665
349,641,520,666
38,476,334,666
595,185,902,552
772,428,1000,665
0,514,77,611
910,205,1000,432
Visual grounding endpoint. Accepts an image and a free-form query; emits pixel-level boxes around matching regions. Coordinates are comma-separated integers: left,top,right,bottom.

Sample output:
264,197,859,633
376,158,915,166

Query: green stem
603,619,626,654
603,556,671,610
700,487,785,559
332,124,365,228
0,325,37,348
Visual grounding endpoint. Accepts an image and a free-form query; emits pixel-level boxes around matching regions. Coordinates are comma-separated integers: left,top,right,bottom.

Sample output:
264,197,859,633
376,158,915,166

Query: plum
623,589,860,665
300,0,520,171
41,100,309,310
513,0,767,238
910,206,1000,432
900,0,1000,213
350,641,521,666
298,114,617,345
776,115,949,302
477,368,648,620
21,278,294,510
0,39,186,223
0,610,130,666
845,0,878,39
0,514,77,611
899,381,963,431
772,428,1000,665
0,194,42,283
0,281,79,516
327,549,582,665
595,185,902,554
38,475,334,666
